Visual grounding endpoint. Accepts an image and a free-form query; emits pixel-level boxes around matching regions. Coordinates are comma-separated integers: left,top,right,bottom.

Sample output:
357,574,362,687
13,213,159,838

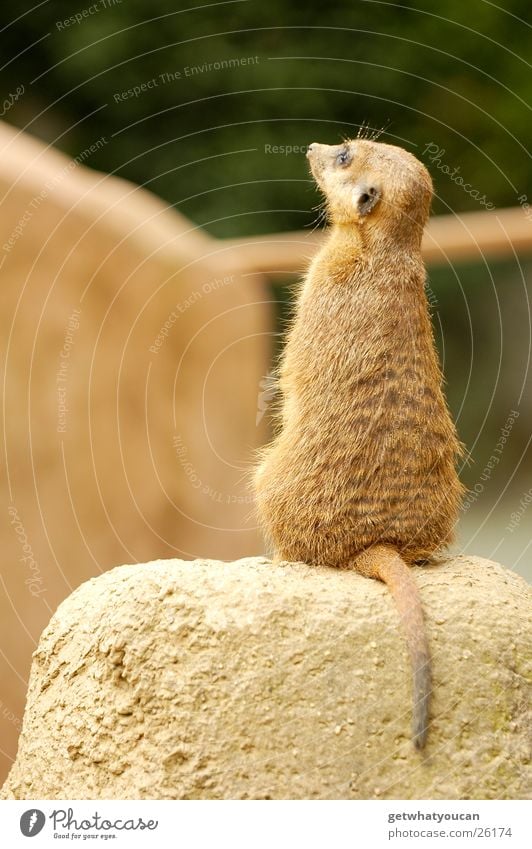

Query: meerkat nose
306,143,316,157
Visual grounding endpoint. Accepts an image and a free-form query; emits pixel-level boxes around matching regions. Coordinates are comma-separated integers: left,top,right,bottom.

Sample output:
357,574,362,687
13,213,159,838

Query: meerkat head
306,139,433,244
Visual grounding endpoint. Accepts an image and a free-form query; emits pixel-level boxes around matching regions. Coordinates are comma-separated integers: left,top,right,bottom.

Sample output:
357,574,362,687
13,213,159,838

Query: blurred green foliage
2,0,532,237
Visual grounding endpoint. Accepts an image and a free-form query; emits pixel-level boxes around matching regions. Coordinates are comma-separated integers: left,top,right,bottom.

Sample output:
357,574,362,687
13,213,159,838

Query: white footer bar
1,799,529,848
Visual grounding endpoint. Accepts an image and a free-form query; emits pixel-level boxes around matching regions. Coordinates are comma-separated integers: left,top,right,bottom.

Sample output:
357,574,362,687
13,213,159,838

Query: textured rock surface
1,556,530,800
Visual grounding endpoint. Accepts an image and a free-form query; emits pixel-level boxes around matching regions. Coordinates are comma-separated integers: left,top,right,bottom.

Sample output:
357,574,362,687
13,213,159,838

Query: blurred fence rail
222,206,532,275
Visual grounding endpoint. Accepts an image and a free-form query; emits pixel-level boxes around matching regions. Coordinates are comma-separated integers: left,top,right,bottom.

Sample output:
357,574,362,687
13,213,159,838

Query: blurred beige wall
0,121,272,782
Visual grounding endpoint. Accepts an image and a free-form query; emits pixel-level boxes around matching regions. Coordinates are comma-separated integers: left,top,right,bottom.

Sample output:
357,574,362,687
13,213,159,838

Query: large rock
1,555,530,800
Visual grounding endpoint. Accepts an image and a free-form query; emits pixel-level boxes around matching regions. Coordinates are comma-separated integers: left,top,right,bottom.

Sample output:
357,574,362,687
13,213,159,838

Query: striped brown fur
254,139,464,748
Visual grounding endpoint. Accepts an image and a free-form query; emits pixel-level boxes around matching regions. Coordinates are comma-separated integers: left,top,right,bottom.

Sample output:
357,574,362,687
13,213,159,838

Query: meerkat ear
354,183,381,216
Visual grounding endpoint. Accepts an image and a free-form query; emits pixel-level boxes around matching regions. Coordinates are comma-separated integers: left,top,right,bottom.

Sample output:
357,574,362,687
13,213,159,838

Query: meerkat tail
354,544,431,749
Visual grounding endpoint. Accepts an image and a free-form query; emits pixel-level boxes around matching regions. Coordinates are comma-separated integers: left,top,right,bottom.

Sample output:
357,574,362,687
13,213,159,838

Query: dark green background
4,0,531,232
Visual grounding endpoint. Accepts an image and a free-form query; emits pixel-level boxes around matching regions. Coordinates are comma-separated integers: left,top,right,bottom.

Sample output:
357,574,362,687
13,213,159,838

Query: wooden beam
220,206,532,275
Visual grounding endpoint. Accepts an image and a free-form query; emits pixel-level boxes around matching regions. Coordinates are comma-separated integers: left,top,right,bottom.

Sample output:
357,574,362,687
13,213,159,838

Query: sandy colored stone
1,555,530,800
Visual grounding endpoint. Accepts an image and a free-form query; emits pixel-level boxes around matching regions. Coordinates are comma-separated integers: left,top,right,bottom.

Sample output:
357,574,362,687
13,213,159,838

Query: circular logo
20,809,46,837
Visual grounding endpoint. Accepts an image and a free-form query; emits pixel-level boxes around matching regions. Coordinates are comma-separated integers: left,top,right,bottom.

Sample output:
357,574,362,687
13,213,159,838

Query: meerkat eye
336,149,351,167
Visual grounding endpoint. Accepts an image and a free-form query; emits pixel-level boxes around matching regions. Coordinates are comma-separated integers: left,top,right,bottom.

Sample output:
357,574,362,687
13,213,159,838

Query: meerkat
253,137,464,749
